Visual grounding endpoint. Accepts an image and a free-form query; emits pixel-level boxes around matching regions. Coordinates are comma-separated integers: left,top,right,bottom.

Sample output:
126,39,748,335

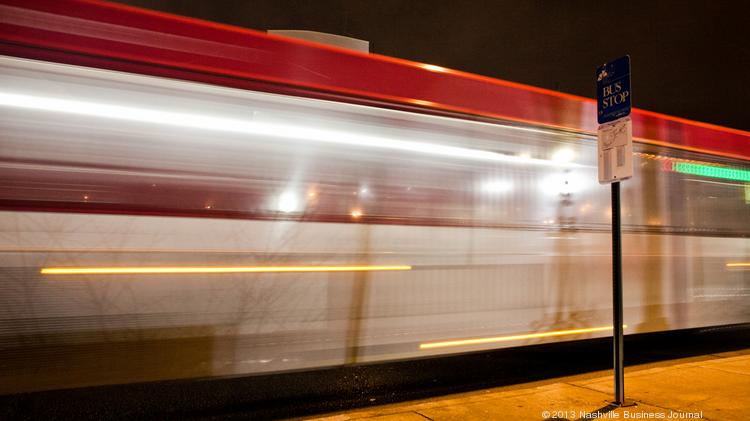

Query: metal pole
612,181,625,404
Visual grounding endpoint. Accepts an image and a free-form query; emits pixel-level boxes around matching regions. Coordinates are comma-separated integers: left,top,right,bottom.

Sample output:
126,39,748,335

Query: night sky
117,0,750,131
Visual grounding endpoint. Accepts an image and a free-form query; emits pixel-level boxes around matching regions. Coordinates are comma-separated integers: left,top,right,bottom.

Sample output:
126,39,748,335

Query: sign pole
596,55,634,407
611,181,625,404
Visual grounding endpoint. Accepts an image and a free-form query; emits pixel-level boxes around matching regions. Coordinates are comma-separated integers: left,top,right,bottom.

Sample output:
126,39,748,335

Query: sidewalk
307,350,750,421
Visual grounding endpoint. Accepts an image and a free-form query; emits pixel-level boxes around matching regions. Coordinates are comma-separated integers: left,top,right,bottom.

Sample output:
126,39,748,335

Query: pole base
605,399,637,407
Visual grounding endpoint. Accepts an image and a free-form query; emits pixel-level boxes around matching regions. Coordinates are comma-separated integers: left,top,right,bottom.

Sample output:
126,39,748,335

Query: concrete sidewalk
307,350,750,421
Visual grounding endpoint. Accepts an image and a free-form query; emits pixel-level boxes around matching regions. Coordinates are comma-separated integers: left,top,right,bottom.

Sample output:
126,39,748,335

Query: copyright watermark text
541,410,703,419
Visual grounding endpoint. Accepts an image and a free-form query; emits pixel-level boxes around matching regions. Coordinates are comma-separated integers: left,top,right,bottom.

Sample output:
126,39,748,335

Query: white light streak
0,92,588,168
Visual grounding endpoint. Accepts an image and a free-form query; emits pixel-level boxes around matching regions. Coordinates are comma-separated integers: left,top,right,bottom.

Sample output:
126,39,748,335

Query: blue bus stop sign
596,56,631,124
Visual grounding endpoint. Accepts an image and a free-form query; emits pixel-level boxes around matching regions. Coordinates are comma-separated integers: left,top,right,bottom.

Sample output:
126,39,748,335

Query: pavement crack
413,410,434,420
563,382,604,394
702,365,750,377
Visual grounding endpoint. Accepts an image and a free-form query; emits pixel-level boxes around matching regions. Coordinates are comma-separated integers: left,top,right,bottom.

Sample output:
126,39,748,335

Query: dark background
116,0,749,131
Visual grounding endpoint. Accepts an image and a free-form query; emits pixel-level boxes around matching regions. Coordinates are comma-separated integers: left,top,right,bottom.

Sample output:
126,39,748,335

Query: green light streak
672,162,750,182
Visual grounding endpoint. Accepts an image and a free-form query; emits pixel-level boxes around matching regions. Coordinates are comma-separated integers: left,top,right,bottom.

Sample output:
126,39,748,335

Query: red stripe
0,0,748,161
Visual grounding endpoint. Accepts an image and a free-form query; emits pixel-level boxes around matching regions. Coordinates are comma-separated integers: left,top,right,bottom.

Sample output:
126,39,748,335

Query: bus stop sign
596,55,631,124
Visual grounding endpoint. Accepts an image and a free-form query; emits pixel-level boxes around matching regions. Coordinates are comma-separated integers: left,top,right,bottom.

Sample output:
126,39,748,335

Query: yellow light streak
726,263,750,268
40,265,412,275
420,325,628,349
